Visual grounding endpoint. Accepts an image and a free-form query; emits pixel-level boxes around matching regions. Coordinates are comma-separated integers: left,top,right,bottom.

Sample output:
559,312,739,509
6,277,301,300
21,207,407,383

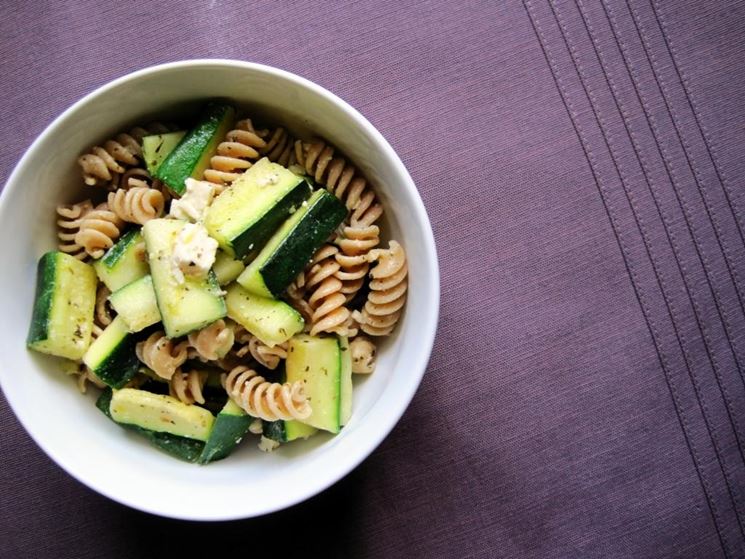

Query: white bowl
0,60,439,520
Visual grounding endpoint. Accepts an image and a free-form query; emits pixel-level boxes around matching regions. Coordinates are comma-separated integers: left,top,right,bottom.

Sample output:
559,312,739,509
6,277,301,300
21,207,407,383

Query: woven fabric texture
2,1,745,557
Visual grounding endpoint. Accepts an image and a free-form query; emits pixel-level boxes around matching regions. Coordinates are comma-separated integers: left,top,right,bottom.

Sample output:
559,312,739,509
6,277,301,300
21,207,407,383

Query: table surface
3,1,745,557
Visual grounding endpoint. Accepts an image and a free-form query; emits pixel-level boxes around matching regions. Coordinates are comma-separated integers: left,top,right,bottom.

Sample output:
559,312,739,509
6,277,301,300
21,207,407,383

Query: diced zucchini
154,102,236,195
82,316,139,388
96,388,205,463
93,229,148,292
27,251,97,360
108,275,161,332
286,335,342,433
212,251,245,285
198,399,253,464
263,417,318,443
237,189,347,298
110,388,215,441
340,336,353,426
142,219,226,338
142,131,186,174
225,283,304,346
204,158,313,258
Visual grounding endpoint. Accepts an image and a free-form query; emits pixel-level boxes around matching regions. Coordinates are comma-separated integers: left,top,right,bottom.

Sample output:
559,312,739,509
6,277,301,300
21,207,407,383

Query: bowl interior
0,61,438,520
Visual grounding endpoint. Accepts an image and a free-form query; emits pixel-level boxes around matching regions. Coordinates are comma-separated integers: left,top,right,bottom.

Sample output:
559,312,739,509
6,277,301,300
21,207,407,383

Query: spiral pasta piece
334,224,380,298
135,331,189,381
77,122,174,188
92,284,113,338
222,365,311,421
302,245,356,337
56,200,93,260
229,322,287,370
261,127,295,167
187,319,235,362
74,202,124,259
107,186,165,225
352,240,408,336
169,369,208,405
349,336,377,374
294,139,383,227
203,119,267,192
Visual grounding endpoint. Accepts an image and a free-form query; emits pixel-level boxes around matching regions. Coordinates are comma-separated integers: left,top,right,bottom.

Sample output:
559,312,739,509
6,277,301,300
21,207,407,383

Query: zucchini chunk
142,218,226,338
27,251,98,360
237,189,347,298
93,229,148,292
286,335,342,434
108,275,161,332
142,131,186,174
110,388,215,441
82,316,139,388
340,336,353,426
154,102,236,195
263,417,318,444
198,399,253,464
225,284,304,347
212,250,245,285
204,157,312,258
96,389,205,463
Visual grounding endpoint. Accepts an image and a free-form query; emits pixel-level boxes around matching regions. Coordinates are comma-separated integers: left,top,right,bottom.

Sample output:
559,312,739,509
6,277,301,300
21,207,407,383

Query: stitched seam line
522,1,729,555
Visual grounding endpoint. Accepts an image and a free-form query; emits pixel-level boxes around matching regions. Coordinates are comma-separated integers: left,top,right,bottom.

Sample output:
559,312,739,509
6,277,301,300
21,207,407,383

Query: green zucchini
212,250,245,285
108,275,161,332
27,251,98,360
236,189,347,298
96,388,205,463
204,157,312,258
142,218,226,338
263,416,317,443
93,229,148,292
225,284,304,346
198,399,253,464
154,102,236,195
110,388,215,441
286,335,342,433
340,336,353,426
82,316,139,388
142,131,186,174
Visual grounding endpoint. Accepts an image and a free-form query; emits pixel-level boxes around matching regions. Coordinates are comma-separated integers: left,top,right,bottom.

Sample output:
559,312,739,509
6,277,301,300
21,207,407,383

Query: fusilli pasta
334,224,379,299
77,122,173,188
352,240,408,336
135,331,189,381
261,127,295,167
169,369,208,405
302,244,356,337
222,365,311,421
294,139,383,227
56,200,93,260
187,319,234,362
349,336,376,373
74,202,124,259
108,186,165,225
203,119,266,192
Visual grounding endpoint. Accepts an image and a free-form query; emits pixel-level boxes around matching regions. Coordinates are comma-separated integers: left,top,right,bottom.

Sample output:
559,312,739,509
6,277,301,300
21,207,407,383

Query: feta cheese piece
170,222,218,284
169,178,215,222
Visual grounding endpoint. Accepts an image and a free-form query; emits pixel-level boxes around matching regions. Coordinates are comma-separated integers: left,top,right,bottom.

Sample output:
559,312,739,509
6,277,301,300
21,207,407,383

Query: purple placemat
2,1,745,557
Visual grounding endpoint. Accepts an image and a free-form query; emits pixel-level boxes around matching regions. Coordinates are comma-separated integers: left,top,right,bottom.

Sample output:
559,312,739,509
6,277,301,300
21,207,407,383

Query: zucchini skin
155,101,235,195
230,179,312,258
198,412,252,464
26,251,57,346
96,389,205,463
91,335,139,389
99,228,140,268
262,190,347,297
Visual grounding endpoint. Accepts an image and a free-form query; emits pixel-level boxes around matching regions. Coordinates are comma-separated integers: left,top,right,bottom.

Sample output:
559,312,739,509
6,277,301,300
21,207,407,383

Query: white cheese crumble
258,435,280,453
170,222,218,284
169,178,215,222
257,170,281,188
